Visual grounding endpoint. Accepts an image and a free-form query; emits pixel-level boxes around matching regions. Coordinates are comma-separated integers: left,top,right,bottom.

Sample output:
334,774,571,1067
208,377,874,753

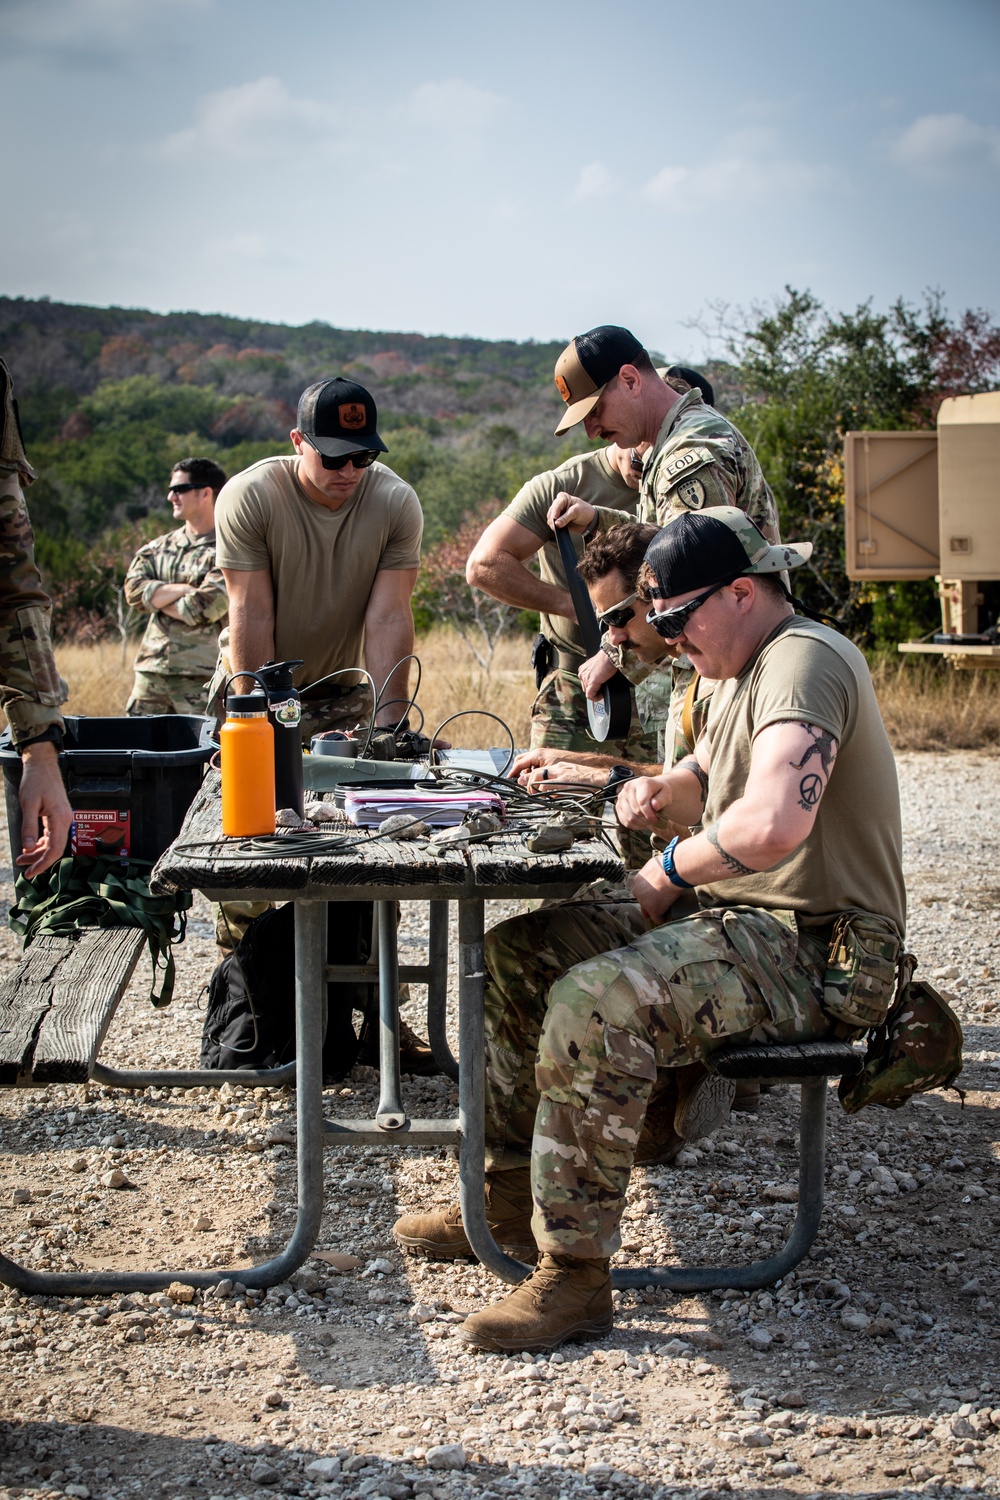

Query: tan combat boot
392,1169,537,1262
460,1253,613,1352
673,1062,736,1141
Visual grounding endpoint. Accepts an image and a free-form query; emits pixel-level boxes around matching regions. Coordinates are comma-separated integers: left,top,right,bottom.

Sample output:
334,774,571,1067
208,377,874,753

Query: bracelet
661,835,694,889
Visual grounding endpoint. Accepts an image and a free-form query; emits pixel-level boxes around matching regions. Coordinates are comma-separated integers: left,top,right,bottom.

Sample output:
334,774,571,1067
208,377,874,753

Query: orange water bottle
221,680,275,836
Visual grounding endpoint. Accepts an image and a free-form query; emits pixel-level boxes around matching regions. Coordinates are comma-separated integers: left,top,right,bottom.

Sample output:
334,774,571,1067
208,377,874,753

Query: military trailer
844,390,1000,667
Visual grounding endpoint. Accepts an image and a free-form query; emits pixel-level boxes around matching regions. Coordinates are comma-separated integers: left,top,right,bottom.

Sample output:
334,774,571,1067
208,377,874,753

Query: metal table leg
0,900,328,1296
612,1076,829,1291
426,900,458,1081
375,900,405,1131
456,898,531,1286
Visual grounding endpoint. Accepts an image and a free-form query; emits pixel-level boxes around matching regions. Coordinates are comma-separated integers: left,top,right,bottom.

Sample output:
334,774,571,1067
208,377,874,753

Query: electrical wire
298,666,379,756
371,654,422,734
427,710,516,776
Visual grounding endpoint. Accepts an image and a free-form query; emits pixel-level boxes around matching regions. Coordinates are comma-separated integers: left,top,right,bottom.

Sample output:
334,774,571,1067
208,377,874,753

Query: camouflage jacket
0,361,67,745
593,390,780,543
124,526,228,679
0,469,68,744
598,390,780,686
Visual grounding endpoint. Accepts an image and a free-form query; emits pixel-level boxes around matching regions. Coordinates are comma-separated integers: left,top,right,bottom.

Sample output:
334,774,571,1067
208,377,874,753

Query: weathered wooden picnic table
0,768,622,1297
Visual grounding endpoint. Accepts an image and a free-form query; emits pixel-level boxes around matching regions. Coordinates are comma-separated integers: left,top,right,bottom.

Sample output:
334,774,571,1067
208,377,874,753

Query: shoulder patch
674,476,706,511
661,445,716,480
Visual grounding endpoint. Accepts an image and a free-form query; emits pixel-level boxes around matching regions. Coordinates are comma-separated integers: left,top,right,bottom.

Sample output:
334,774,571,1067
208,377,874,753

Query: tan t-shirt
700,615,906,932
504,448,638,659
215,456,422,690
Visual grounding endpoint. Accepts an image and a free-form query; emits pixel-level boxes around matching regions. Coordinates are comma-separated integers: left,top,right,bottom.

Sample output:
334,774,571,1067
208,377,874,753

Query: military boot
673,1062,735,1141
460,1253,613,1352
392,1169,536,1262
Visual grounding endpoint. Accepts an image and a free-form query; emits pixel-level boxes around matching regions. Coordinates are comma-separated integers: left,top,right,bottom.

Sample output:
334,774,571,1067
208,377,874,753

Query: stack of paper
343,787,504,828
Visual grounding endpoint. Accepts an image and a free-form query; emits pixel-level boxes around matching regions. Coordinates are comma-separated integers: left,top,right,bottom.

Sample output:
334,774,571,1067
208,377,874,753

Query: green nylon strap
8,856,192,1008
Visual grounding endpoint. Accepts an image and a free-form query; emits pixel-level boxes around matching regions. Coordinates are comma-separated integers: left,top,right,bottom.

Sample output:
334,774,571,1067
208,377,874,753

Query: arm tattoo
706,822,754,876
677,755,709,803
789,724,838,777
788,724,838,814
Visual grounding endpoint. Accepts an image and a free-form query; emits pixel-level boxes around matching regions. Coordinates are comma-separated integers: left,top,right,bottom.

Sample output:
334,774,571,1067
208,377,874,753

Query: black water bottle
256,659,305,817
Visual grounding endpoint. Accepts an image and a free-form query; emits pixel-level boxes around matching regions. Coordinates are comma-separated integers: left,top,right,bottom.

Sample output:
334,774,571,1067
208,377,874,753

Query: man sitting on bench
393,506,906,1351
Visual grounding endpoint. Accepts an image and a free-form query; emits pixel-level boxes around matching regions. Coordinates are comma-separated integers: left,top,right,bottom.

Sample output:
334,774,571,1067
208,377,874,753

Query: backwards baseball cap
662,364,715,408
296,377,388,458
553,325,646,435
644,506,813,599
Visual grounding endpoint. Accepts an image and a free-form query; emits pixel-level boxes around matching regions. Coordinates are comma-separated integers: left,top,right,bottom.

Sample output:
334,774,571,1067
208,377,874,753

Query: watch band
16,724,64,754
661,835,694,889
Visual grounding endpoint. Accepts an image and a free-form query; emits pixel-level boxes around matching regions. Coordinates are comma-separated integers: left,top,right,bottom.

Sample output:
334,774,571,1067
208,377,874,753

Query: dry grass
0,631,537,746
4,633,998,755
869,653,1000,753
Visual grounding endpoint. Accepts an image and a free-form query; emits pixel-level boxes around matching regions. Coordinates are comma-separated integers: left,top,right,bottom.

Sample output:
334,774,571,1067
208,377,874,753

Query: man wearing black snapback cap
214,375,422,746
394,507,905,1350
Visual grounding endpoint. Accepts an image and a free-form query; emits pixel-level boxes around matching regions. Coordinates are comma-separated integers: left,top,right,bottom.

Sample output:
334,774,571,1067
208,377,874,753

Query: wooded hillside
3,289,998,646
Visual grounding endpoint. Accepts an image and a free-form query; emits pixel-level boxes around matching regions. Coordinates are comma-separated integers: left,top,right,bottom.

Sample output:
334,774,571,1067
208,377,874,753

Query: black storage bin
0,716,216,867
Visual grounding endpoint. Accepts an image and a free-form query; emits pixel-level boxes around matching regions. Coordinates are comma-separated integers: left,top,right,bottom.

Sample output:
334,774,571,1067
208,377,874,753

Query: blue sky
1,0,997,359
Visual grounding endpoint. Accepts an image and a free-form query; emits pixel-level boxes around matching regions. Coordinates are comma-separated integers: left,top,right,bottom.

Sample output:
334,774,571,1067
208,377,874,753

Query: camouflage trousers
215,684,375,949
483,897,832,1259
530,667,657,869
126,671,210,718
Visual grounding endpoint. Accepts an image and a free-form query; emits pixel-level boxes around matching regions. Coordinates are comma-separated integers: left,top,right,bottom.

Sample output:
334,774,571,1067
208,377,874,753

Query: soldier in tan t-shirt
399,506,906,1353
214,377,422,745
466,444,648,754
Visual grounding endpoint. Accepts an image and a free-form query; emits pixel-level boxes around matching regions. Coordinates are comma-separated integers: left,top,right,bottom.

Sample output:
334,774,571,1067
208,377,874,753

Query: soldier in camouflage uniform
124,457,229,716
395,508,906,1352
466,444,657,866
543,325,783,792
0,360,72,877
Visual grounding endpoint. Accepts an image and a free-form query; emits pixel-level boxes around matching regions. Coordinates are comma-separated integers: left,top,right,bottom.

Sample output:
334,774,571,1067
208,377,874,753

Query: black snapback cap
296,377,388,458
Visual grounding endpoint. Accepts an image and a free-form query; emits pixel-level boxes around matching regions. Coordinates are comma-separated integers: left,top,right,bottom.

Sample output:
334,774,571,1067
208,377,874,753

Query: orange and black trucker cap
553,325,646,435
297,377,388,458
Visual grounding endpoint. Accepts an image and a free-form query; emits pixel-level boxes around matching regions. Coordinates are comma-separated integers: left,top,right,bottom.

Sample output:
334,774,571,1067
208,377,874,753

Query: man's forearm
366,609,415,726
228,603,275,684
470,551,574,619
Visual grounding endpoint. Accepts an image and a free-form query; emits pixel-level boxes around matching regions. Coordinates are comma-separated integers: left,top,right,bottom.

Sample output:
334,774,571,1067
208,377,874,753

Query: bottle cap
226,690,268,714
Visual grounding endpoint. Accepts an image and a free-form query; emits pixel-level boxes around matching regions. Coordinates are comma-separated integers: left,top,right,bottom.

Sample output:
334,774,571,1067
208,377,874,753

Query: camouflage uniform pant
530,668,657,869
483,898,832,1258
215,685,375,948
126,672,209,718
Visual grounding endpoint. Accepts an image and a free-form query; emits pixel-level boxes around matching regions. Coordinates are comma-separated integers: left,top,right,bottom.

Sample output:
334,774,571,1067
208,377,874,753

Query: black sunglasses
597,592,638,634
167,482,199,496
646,577,738,639
303,436,379,471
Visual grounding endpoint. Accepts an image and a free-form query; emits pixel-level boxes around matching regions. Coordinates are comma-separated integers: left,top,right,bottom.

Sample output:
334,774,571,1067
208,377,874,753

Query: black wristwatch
601,764,634,800
17,724,64,754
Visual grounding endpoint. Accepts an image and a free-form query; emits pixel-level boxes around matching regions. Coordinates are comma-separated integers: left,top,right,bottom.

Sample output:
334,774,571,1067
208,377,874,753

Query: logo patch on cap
554,375,571,405
339,403,367,429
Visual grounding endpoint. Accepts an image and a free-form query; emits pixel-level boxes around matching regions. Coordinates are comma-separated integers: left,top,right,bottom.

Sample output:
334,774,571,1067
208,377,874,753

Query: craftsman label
71,809,130,858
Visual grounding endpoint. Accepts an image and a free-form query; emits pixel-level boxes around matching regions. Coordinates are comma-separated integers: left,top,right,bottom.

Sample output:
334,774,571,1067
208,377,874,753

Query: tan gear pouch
822,911,901,1031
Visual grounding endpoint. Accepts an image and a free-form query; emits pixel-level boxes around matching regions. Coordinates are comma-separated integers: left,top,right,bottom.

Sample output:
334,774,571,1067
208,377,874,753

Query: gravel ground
0,750,998,1500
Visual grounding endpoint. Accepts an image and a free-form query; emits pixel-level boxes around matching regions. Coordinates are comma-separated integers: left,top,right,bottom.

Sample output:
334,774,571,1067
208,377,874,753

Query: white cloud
640,127,834,213
890,113,1000,180
2,0,207,59
406,79,508,132
571,163,618,201
159,77,340,162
